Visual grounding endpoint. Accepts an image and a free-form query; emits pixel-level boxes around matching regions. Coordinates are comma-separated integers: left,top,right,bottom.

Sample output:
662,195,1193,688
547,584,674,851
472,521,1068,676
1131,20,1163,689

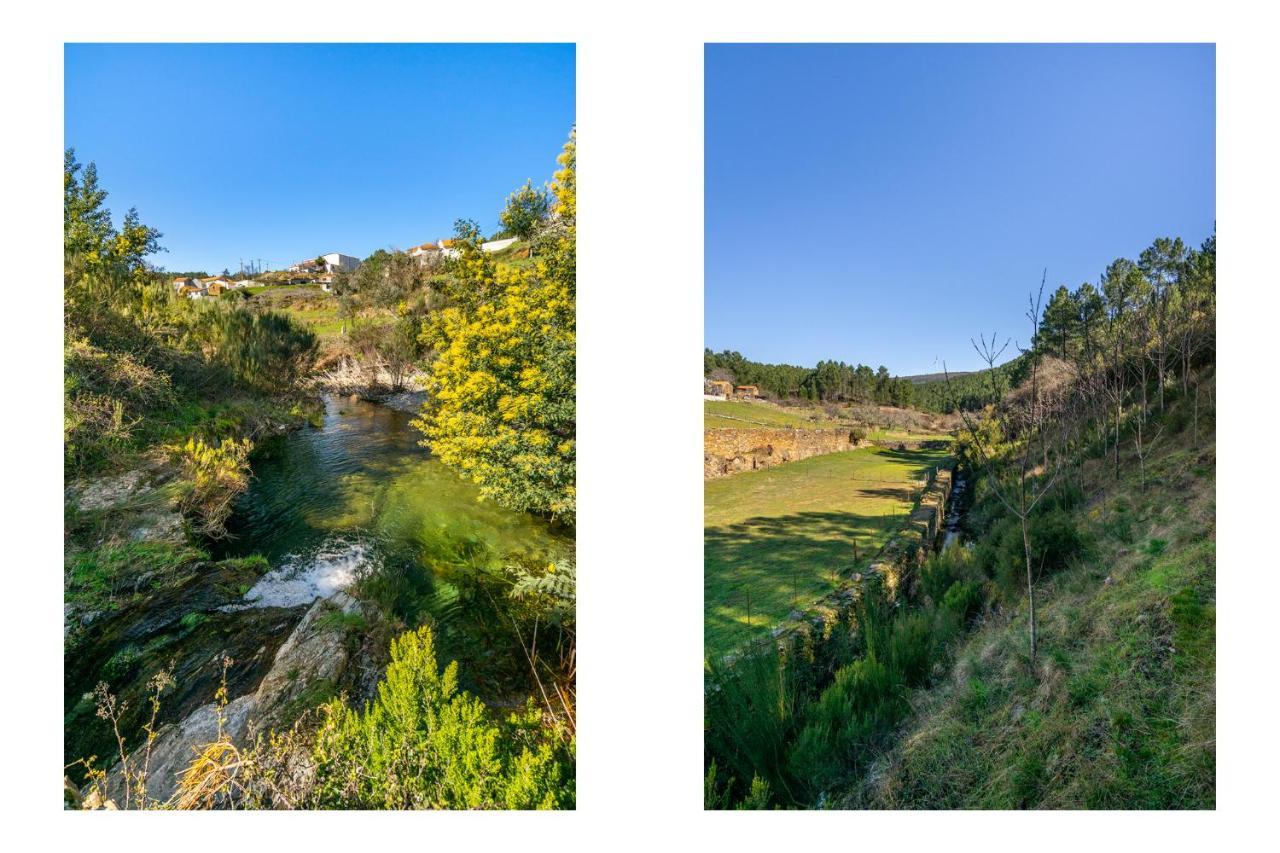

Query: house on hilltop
405,236,517,266
481,237,518,254
289,252,360,275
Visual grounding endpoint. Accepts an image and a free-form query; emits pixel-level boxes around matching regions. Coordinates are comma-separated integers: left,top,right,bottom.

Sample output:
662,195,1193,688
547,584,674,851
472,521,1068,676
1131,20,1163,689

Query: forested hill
704,350,920,409
703,349,1024,413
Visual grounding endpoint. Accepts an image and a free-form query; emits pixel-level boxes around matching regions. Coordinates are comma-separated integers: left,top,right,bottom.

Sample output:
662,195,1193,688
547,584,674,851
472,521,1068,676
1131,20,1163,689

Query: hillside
841,388,1215,809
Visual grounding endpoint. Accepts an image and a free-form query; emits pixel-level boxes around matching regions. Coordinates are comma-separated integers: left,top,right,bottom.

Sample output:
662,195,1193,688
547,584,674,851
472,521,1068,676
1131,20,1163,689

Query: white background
2,0,1276,847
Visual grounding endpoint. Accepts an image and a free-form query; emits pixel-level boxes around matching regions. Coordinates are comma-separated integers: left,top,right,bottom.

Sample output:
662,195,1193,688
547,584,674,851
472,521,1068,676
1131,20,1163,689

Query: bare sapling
945,272,1063,671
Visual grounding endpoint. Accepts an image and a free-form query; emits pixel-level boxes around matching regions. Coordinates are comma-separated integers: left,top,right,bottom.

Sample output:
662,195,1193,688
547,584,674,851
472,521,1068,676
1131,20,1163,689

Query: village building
705,379,734,400
405,236,515,266
734,385,760,399
481,237,518,254
289,252,360,275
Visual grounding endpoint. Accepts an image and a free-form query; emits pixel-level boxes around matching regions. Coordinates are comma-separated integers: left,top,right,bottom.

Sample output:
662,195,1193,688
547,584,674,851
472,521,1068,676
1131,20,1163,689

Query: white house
481,237,518,254
289,253,360,275
321,252,359,273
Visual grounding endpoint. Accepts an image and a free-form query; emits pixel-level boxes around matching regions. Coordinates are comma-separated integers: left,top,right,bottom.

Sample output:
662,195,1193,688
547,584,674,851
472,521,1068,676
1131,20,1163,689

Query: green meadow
704,444,951,659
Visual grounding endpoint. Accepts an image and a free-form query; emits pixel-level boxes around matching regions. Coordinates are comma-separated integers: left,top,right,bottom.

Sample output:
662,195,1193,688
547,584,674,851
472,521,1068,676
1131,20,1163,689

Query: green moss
315,610,369,634
102,644,143,682
66,541,207,611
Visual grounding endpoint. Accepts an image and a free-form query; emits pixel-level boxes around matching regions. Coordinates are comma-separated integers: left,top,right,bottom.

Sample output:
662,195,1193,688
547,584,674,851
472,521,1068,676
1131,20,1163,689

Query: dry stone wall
704,428,860,479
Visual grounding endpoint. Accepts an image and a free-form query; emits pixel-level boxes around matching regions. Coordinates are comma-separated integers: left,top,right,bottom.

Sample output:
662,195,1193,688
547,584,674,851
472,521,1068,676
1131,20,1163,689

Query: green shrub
310,626,573,809
174,436,253,537
888,610,936,687
941,579,985,624
191,304,318,395
787,657,904,794
921,547,977,605
992,510,1091,599
704,645,802,805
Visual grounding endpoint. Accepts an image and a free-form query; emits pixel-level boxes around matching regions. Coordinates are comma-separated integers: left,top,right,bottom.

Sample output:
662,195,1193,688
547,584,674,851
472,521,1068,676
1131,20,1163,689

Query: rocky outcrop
250,592,369,730
103,695,258,805
67,463,186,544
94,592,375,806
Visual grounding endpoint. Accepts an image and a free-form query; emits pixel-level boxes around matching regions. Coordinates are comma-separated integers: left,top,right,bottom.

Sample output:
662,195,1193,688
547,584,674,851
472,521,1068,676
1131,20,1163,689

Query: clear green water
217,392,571,701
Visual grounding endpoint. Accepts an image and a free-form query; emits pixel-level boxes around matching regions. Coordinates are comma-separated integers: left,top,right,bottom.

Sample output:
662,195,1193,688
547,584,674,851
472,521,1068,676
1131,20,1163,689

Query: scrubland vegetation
706,232,1215,809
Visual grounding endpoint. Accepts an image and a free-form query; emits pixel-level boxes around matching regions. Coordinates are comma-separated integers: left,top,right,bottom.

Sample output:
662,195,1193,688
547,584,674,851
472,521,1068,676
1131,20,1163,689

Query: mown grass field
704,444,952,659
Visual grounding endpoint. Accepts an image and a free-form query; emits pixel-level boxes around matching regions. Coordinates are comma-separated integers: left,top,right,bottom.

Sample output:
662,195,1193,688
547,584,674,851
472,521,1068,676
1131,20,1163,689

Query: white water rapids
221,539,375,611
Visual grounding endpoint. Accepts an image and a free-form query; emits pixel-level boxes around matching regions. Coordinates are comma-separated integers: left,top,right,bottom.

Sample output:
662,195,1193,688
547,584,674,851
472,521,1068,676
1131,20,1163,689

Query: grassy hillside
705,445,951,658
841,408,1215,808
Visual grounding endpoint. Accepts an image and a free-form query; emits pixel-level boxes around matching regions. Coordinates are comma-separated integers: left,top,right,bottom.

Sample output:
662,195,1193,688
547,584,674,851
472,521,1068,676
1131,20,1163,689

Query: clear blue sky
65,43,575,275
705,44,1215,375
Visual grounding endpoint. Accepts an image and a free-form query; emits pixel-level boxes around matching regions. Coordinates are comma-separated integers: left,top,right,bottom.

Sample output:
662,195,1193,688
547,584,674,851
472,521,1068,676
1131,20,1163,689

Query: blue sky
705,44,1215,375
65,43,575,275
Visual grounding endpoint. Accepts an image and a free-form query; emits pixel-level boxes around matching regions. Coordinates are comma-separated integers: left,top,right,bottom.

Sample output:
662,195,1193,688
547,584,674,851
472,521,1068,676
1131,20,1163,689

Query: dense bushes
707,567,984,808
191,305,318,395
64,150,319,480
787,657,903,790
783,588,969,801
310,626,573,809
975,509,1092,601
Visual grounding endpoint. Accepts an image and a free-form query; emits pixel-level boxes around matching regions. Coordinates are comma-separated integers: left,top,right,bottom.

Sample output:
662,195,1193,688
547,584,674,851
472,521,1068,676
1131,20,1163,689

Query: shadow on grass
704,509,900,659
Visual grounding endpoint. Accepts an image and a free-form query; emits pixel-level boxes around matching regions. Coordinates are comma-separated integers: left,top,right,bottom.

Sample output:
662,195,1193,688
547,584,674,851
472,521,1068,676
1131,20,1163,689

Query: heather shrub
310,626,573,810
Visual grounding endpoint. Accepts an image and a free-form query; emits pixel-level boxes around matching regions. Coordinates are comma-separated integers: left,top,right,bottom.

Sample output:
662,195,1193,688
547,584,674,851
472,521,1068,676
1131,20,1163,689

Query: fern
510,561,576,603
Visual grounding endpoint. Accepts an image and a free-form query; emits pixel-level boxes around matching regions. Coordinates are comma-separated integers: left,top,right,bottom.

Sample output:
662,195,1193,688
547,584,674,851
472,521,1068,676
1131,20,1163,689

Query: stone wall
704,427,860,479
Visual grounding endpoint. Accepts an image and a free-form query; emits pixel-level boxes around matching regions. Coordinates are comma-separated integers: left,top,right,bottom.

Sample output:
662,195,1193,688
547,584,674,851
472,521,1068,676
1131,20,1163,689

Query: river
215,392,572,702
941,471,968,550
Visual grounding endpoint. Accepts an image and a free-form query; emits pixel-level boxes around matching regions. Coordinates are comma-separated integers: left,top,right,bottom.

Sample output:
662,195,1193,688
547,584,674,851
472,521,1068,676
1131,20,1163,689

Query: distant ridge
902,371,973,385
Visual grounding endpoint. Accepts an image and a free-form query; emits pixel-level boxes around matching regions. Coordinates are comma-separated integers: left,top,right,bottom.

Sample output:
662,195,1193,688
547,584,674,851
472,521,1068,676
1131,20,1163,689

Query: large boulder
251,593,368,729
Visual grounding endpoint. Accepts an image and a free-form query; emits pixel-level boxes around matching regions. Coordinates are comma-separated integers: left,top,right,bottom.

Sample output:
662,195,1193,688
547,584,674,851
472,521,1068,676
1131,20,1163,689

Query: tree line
704,350,918,408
